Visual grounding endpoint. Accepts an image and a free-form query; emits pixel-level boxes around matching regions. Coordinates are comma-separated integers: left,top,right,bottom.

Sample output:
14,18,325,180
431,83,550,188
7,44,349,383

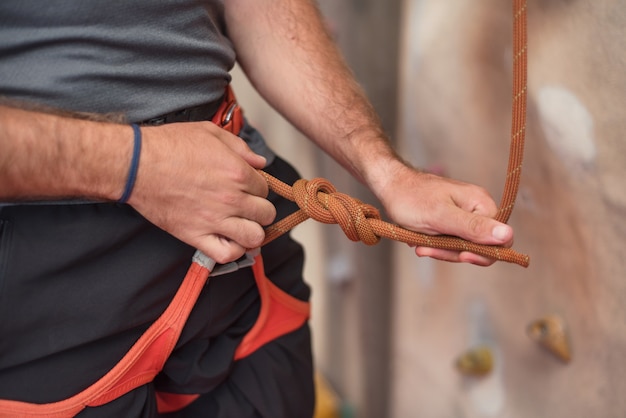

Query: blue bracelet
118,123,142,203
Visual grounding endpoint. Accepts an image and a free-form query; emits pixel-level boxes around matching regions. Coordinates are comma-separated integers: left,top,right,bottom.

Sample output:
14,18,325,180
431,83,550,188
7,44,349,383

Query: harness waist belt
141,96,224,126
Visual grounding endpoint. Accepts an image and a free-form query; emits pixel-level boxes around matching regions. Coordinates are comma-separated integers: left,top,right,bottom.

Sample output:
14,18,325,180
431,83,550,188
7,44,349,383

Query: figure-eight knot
291,177,381,245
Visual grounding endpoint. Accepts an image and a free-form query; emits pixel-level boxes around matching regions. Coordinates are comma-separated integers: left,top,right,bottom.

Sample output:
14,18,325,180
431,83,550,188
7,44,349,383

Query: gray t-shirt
0,0,233,122
0,0,276,206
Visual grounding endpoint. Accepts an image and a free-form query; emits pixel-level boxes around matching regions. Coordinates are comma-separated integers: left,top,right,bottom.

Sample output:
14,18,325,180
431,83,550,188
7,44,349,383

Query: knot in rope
291,178,382,245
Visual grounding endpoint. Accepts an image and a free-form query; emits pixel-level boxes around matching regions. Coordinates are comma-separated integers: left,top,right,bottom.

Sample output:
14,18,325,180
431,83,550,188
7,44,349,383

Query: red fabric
234,255,310,360
155,392,201,414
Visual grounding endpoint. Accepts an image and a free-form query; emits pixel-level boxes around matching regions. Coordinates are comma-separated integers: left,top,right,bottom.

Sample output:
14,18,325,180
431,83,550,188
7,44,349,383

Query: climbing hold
527,314,571,363
455,345,494,377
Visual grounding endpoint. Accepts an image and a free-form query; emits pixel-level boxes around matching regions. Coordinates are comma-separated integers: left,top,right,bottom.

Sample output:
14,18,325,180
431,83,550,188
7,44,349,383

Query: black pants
0,156,315,417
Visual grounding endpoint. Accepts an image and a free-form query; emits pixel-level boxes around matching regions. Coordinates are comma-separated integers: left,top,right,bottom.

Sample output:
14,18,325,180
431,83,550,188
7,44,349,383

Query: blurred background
232,0,626,417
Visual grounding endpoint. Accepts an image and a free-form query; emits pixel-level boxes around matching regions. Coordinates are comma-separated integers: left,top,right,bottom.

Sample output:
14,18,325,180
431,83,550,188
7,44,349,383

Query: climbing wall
390,0,626,416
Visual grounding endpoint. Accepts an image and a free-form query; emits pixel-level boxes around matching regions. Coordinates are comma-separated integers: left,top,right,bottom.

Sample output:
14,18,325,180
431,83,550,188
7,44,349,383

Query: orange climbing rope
259,0,529,267
497,0,527,224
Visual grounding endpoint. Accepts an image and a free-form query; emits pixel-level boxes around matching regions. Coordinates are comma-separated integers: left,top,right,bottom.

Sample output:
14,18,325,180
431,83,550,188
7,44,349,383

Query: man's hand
375,163,514,266
128,121,276,264
0,106,274,265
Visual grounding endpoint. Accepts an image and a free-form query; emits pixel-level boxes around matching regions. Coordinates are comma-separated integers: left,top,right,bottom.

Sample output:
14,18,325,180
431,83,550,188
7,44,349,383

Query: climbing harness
0,87,311,416
0,0,528,414
0,252,217,417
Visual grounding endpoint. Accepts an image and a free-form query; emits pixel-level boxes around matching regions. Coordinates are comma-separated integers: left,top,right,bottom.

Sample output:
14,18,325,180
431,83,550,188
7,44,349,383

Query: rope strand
497,0,527,223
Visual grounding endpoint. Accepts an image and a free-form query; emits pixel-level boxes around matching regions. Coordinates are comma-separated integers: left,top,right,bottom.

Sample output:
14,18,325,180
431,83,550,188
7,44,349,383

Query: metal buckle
220,102,238,127
208,248,259,277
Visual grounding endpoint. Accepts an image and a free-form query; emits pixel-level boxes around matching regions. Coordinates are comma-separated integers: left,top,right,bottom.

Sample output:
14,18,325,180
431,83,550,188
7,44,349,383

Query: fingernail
492,225,510,241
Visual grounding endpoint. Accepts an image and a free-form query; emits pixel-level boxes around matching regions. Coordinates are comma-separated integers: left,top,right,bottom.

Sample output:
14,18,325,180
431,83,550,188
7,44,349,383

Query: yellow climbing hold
455,345,494,377
527,314,571,363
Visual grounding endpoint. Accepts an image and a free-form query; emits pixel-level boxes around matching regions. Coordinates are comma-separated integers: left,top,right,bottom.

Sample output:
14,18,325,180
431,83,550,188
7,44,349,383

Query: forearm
0,105,130,202
224,0,405,196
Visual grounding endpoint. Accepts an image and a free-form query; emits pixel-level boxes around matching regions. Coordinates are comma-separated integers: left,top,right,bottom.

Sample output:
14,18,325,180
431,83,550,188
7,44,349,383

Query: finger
458,251,496,266
210,162,269,200
437,208,514,247
214,217,267,250
415,246,460,262
209,123,267,169
415,246,496,267
447,184,513,245
247,169,271,199
196,234,248,264
230,194,276,226
254,197,277,226
236,144,267,169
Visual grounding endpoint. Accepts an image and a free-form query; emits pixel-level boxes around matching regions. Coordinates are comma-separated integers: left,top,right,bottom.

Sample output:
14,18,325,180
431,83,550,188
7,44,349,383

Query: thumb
445,209,514,246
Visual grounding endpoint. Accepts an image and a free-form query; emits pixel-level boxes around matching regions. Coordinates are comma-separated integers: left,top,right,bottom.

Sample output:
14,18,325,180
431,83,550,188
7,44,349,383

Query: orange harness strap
0,251,309,417
0,254,214,417
155,255,311,414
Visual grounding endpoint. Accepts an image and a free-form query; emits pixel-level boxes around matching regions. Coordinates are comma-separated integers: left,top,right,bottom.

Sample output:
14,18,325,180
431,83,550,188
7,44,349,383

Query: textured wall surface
391,0,626,417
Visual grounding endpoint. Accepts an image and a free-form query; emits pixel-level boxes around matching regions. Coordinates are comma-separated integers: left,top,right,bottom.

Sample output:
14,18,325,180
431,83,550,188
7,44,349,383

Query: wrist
53,118,133,202
117,124,142,203
357,144,412,196
366,156,424,206
0,107,133,202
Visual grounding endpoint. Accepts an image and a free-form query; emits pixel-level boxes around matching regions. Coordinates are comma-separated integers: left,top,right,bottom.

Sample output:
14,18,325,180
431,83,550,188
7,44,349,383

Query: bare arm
224,0,397,188
224,0,514,265
0,105,275,263
0,105,130,201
